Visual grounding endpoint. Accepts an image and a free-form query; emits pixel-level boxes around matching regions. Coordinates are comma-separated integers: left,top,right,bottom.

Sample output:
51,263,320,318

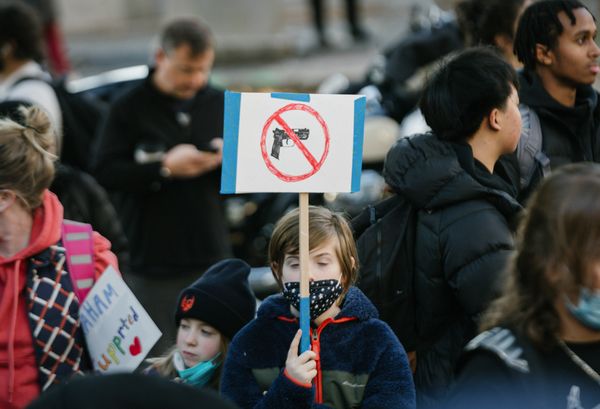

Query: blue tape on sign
300,297,311,353
271,92,311,103
221,91,242,193
351,96,366,192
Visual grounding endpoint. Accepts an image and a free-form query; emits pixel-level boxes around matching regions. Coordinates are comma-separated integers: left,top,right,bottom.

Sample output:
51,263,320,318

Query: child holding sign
221,206,415,408
145,259,256,390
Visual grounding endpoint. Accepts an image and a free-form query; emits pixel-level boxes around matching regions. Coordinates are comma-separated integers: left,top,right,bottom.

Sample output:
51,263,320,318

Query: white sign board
221,92,365,193
79,266,162,373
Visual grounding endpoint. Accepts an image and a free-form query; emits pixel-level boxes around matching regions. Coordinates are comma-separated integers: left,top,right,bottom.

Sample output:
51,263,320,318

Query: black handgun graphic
271,128,310,159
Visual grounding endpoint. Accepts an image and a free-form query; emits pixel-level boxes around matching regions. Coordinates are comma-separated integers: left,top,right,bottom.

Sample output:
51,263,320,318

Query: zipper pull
311,329,320,359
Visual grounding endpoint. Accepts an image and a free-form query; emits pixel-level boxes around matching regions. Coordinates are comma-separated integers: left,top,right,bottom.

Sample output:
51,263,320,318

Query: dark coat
93,71,231,276
383,133,521,405
26,373,238,409
50,163,130,273
221,287,416,409
446,327,600,409
516,70,600,199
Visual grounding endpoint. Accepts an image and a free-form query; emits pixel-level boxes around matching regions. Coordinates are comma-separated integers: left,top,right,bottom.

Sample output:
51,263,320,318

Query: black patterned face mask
282,278,343,321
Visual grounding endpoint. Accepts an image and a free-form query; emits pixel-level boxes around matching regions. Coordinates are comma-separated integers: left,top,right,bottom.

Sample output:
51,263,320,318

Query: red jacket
0,190,118,408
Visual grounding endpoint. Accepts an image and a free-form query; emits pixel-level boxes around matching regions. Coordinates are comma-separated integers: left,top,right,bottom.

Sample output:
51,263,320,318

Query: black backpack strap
351,194,403,237
464,327,530,373
353,194,418,349
8,75,49,90
517,104,551,190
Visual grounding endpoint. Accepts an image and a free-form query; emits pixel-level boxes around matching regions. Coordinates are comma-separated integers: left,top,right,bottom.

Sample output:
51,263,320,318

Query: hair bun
21,104,52,135
0,104,56,209
18,105,56,157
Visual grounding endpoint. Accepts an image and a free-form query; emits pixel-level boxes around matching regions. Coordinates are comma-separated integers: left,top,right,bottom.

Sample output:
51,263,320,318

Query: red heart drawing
129,336,142,356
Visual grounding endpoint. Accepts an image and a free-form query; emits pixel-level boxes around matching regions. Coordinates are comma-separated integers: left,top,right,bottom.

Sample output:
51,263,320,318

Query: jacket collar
144,67,209,109
383,133,521,217
519,70,598,114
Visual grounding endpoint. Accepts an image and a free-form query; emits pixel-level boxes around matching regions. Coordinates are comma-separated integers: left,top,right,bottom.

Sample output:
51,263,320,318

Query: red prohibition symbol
260,103,330,182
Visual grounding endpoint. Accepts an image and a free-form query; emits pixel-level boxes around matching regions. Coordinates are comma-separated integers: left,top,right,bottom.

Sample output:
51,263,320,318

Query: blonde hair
268,206,359,296
146,336,230,390
0,105,56,210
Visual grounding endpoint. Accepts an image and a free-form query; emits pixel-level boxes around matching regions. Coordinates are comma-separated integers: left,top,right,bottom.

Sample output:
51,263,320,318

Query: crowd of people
1,0,600,408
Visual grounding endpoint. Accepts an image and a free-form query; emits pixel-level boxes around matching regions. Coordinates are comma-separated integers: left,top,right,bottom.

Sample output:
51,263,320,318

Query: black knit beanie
174,258,256,340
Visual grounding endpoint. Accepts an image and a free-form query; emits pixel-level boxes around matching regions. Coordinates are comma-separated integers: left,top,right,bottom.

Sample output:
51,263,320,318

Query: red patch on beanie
180,295,195,312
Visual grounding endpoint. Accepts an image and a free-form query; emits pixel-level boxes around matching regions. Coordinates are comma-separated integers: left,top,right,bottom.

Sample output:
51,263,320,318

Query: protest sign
221,91,366,352
79,266,161,373
221,92,365,193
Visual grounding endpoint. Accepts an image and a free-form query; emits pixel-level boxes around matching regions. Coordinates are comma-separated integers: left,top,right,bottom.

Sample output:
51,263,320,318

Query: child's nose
185,332,197,344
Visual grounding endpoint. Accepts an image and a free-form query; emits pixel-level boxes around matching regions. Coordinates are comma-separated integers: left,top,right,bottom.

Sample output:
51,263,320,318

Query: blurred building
55,0,600,88
57,0,431,61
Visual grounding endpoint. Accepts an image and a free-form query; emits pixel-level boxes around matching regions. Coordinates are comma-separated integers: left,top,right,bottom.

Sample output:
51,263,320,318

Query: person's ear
535,43,553,66
155,47,167,66
488,108,502,132
0,190,17,212
494,34,513,58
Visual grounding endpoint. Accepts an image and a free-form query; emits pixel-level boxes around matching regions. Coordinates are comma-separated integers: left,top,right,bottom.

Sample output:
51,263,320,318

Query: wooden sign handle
299,192,310,353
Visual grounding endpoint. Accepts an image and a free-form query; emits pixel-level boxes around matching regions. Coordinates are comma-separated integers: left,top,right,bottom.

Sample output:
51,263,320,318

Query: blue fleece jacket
221,286,416,409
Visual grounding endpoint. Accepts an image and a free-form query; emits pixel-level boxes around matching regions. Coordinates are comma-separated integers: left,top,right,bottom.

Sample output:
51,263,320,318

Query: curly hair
514,0,589,71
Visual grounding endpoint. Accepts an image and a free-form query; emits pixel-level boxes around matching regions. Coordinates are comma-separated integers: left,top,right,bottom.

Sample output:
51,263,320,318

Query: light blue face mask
174,351,220,388
565,287,600,331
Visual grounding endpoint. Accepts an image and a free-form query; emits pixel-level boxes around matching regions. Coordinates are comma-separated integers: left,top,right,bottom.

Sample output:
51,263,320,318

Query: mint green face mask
174,351,221,388
565,287,600,331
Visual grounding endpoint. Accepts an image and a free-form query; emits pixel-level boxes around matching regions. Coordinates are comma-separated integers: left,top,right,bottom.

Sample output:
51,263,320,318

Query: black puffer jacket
383,133,521,407
50,163,130,273
517,71,600,199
